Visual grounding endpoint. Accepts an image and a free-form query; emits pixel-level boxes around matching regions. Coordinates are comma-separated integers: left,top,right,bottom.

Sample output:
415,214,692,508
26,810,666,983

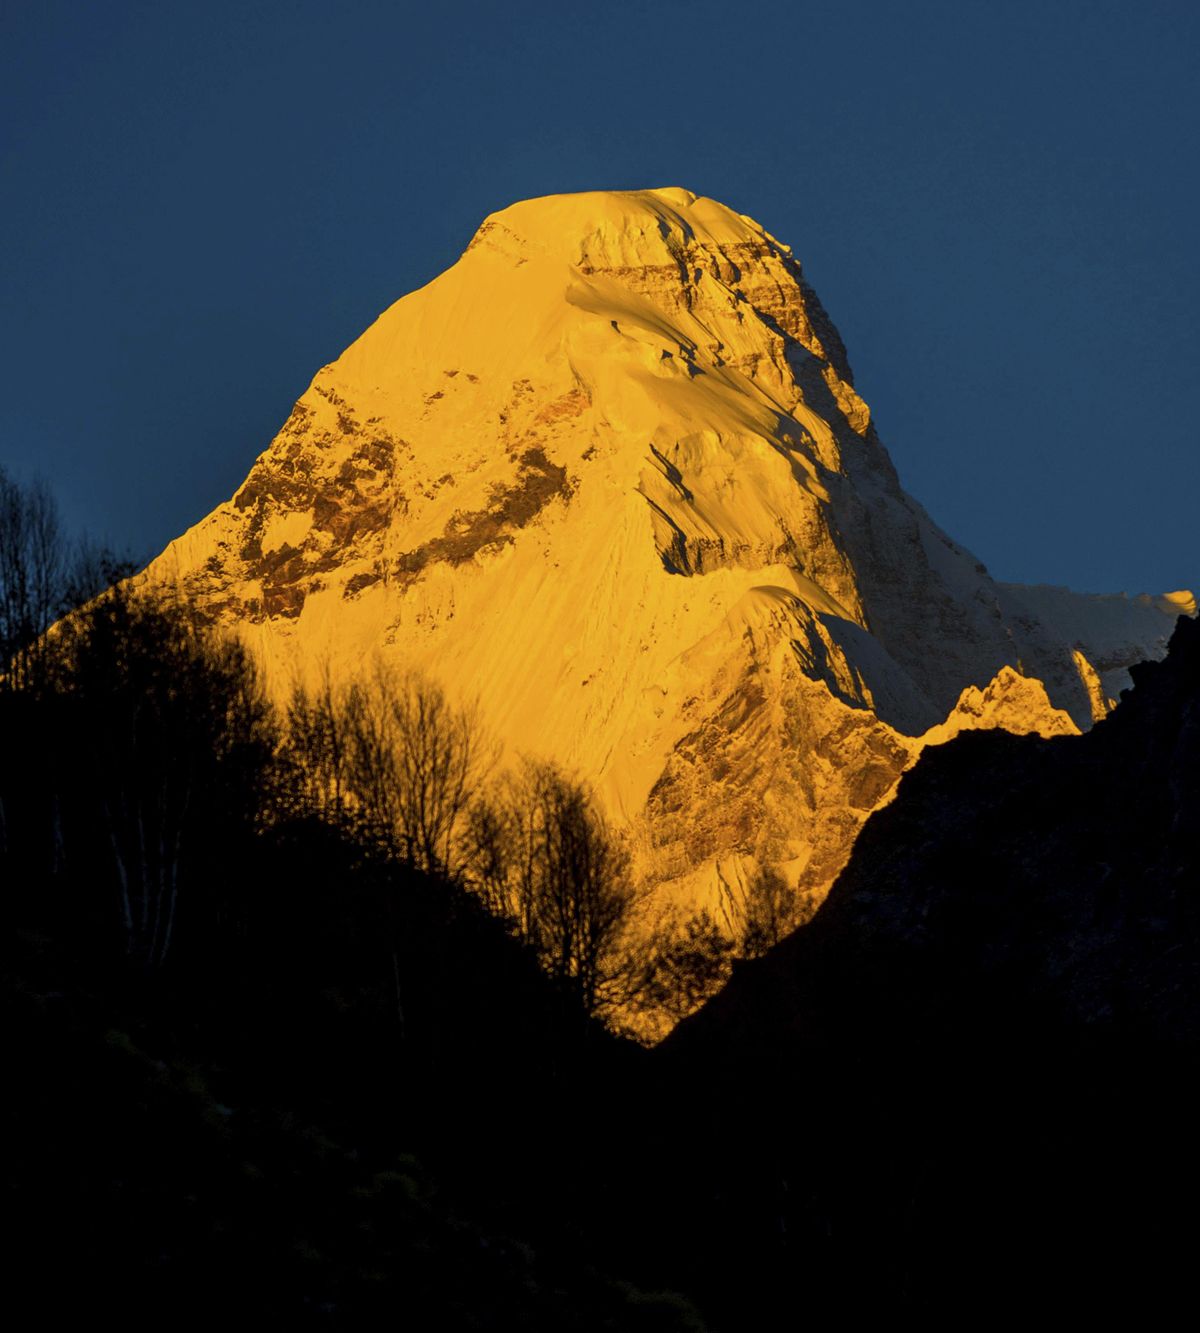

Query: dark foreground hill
660,613,1200,1322
1,584,705,1330
5,566,1198,1327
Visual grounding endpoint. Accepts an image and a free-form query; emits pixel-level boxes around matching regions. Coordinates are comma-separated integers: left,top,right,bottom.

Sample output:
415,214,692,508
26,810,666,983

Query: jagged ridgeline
143,187,1192,939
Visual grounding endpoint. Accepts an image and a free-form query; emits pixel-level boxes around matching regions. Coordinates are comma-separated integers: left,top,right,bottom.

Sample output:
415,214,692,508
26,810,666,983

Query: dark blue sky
2,0,1196,595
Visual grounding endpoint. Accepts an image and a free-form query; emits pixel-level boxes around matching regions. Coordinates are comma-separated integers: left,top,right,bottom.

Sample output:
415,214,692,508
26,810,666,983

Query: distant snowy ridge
998,583,1195,701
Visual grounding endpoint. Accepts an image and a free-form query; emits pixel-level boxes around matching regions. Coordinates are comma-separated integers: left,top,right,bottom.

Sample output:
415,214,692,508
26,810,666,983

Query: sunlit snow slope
146,188,1192,919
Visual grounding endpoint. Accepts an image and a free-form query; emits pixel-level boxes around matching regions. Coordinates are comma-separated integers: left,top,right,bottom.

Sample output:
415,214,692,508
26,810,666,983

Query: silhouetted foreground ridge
661,613,1200,1322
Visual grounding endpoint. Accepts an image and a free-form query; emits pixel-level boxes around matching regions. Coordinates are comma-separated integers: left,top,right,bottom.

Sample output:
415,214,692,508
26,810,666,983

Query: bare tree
284,664,484,879
613,867,802,1036
283,666,354,824
462,793,514,918
737,865,800,959
55,582,277,969
0,466,65,691
379,668,479,876
466,760,637,1018
634,908,736,1028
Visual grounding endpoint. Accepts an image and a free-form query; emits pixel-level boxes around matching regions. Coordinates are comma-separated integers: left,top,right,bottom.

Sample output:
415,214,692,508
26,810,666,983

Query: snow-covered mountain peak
468,187,770,268
142,188,1190,949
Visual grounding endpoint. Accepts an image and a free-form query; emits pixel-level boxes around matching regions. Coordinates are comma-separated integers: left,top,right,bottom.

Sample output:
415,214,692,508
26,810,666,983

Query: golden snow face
143,188,1188,944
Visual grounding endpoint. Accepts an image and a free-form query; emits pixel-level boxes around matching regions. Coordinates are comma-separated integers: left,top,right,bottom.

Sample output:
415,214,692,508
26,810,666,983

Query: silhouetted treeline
1,470,709,1327
0,465,130,690
281,667,651,1025
3,462,796,1043
0,473,670,1027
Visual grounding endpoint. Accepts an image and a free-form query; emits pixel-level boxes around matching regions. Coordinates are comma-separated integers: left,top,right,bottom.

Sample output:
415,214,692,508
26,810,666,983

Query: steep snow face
145,188,1190,918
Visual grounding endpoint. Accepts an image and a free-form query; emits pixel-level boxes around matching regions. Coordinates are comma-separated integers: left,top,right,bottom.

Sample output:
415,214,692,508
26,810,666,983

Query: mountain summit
146,188,1191,923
